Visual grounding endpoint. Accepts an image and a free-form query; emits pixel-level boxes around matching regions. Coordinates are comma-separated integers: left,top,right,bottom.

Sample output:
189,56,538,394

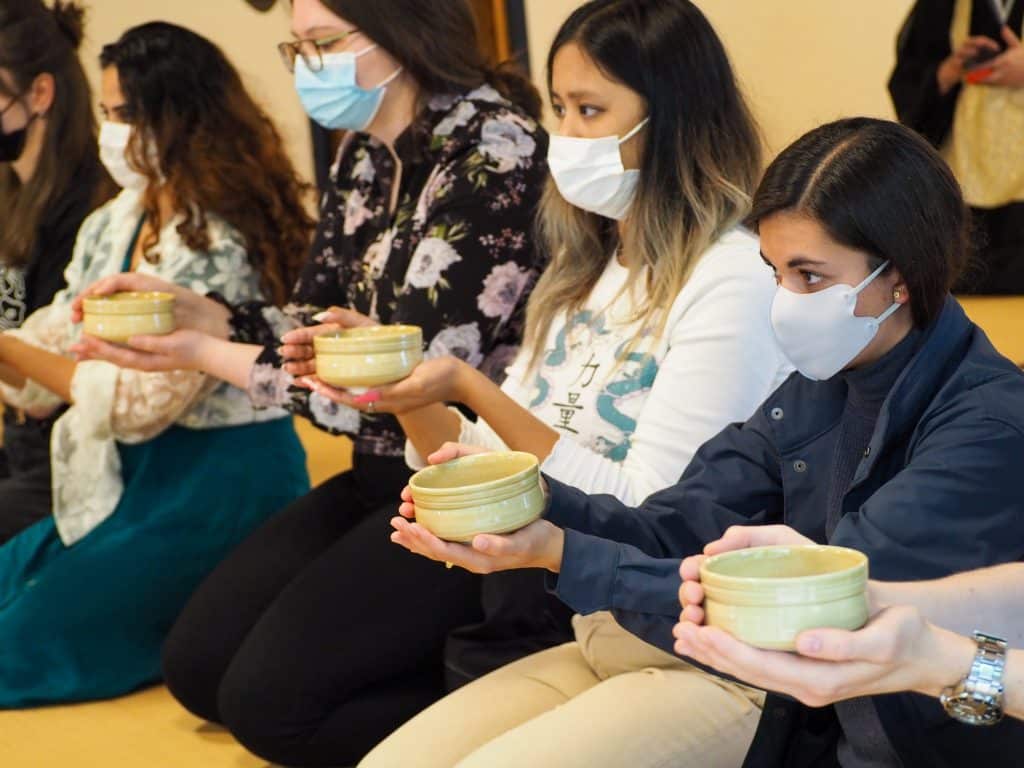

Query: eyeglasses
278,29,360,74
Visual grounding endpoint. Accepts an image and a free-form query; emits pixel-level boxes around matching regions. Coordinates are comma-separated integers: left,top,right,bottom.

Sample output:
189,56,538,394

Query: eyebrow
758,251,828,270
565,89,602,100
291,25,348,39
786,256,828,269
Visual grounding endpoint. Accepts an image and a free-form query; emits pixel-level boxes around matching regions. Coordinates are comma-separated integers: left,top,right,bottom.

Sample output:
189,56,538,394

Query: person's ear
28,72,56,117
889,270,909,307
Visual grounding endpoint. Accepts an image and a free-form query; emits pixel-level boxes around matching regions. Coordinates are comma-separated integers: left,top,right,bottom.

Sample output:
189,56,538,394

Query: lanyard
991,0,1016,24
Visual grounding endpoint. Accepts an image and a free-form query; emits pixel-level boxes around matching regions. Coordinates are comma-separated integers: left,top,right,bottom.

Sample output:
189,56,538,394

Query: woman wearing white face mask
0,0,114,543
390,117,1024,768
0,21,313,706
357,2,794,767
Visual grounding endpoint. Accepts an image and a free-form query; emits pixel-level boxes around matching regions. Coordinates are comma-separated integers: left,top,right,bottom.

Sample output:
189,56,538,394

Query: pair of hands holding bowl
69,273,469,414
391,442,566,574
674,525,975,707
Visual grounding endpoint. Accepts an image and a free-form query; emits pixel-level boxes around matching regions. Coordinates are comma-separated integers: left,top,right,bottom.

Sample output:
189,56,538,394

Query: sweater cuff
542,474,594,532
545,528,621,615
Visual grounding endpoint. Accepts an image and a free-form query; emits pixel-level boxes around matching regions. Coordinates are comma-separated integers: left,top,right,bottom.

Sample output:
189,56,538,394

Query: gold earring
893,289,901,300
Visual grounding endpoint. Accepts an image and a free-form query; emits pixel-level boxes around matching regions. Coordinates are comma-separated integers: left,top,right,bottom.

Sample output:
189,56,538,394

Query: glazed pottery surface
410,451,545,542
81,291,176,343
700,545,869,650
314,325,423,388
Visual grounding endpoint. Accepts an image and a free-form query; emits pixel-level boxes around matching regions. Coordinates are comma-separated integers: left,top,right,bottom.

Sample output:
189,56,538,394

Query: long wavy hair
524,0,763,368
0,0,111,267
99,22,314,305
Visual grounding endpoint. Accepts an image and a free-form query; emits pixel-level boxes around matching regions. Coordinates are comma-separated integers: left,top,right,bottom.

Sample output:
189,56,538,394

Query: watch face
947,695,1003,726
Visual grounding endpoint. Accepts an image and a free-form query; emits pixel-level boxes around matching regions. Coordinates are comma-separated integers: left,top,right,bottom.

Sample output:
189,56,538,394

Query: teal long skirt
0,417,308,708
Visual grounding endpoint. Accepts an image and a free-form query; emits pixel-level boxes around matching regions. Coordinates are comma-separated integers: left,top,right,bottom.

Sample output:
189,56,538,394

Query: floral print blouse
237,85,549,459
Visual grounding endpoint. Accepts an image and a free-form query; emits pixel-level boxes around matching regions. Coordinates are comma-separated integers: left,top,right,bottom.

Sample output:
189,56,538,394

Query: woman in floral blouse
74,0,548,762
0,22,312,706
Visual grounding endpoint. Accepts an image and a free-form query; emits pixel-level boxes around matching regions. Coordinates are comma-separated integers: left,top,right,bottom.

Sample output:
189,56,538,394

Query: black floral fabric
232,85,549,458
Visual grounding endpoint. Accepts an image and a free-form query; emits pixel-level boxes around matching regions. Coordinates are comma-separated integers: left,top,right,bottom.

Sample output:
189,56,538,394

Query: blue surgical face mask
294,45,403,132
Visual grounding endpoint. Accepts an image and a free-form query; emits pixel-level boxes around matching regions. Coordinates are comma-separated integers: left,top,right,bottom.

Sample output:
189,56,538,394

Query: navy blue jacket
544,297,1024,767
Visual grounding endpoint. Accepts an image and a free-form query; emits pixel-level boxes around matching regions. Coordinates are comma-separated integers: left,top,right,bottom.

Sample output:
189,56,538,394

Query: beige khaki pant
359,612,764,768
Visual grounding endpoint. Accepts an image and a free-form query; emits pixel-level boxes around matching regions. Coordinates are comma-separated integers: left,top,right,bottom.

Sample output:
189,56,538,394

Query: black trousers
161,454,482,767
956,202,1024,295
0,413,54,545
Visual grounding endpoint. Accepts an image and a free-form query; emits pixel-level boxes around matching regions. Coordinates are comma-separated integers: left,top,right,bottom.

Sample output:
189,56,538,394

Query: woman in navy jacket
392,118,1024,767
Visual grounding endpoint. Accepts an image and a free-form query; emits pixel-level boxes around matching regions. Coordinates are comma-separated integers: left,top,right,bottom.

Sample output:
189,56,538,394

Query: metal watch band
941,631,1007,726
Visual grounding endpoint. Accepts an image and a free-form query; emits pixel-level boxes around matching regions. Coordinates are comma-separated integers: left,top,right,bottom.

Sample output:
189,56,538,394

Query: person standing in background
890,0,1024,294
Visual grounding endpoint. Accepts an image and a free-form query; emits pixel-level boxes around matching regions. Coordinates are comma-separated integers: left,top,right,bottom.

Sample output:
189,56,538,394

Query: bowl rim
409,450,540,497
82,291,176,314
699,544,868,590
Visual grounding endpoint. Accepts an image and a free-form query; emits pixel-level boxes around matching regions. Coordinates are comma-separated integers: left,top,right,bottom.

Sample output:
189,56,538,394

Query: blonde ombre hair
524,0,763,369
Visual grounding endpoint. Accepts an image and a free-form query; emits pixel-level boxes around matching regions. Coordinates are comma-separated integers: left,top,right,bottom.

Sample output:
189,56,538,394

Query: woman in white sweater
288,2,790,765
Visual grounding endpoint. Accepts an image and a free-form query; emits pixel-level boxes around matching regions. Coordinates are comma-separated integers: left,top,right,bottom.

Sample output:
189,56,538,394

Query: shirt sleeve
541,256,784,505
539,411,785,651
888,0,960,147
107,368,213,443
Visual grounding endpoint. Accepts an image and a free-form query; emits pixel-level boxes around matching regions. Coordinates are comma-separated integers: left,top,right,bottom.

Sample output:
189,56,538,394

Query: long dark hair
100,22,314,306
526,0,763,367
746,118,970,328
319,0,541,120
0,0,109,267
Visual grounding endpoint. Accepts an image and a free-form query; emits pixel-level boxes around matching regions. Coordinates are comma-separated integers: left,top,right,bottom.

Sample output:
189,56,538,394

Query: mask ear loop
0,93,39,133
617,116,650,145
375,65,404,89
352,44,404,90
852,259,892,293
852,260,903,324
874,300,903,325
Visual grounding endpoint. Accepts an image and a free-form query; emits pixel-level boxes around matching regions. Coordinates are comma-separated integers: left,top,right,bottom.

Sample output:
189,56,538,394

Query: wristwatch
940,631,1007,726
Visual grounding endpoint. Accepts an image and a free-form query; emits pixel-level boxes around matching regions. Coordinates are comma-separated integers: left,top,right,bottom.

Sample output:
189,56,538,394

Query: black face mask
0,98,35,164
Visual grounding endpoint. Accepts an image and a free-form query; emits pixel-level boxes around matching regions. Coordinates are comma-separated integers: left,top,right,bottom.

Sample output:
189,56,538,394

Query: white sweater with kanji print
406,228,792,506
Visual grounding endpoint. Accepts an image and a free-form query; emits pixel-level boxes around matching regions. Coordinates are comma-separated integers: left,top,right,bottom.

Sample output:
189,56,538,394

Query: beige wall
524,0,916,155
80,0,313,180
78,1,916,184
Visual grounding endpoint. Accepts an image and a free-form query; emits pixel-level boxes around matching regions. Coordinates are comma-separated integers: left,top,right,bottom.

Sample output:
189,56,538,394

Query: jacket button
770,407,784,421
793,460,807,473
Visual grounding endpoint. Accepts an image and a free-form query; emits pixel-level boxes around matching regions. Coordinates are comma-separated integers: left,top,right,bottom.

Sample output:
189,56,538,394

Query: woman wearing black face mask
0,0,114,543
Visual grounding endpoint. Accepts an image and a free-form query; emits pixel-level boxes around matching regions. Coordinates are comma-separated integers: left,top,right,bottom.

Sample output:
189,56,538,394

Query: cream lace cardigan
0,188,286,545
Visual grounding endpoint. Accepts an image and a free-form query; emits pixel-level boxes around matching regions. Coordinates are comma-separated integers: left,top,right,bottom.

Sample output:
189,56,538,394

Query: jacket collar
854,295,973,481
771,295,974,462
